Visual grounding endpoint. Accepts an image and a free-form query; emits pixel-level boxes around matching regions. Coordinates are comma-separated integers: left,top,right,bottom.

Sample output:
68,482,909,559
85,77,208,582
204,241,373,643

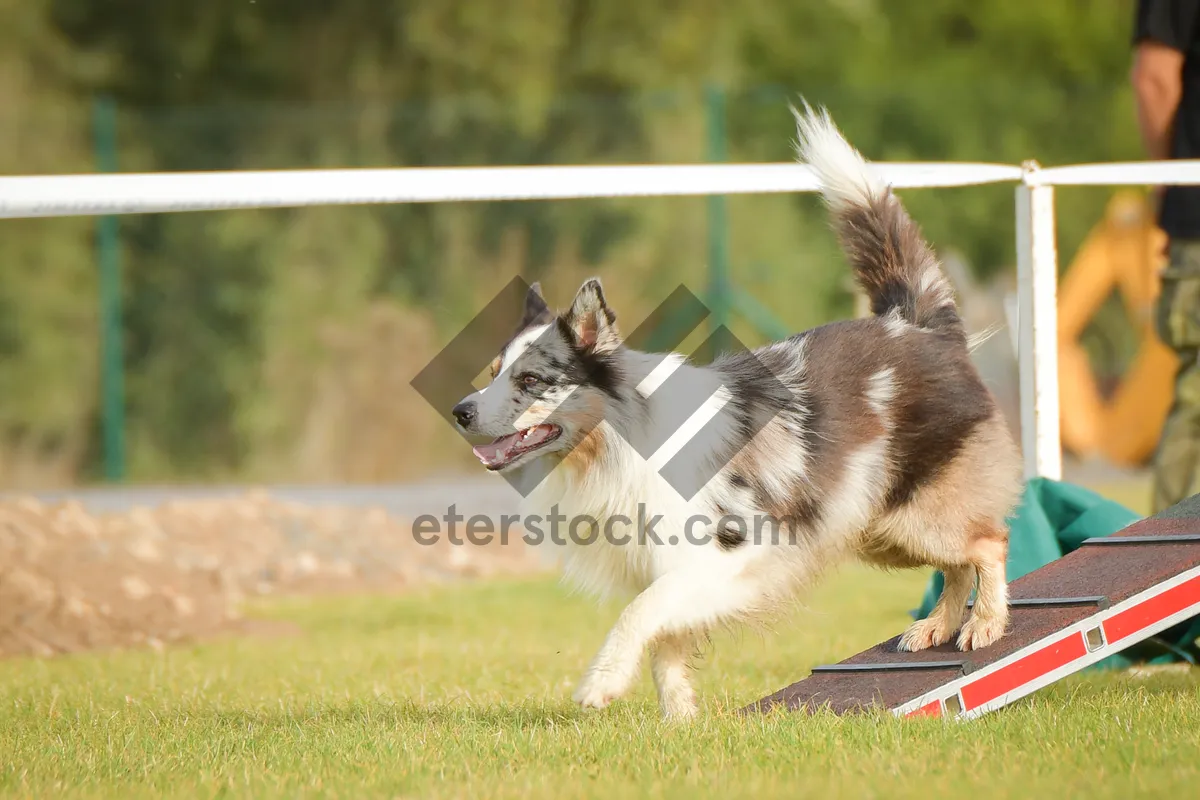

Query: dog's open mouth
471,424,562,470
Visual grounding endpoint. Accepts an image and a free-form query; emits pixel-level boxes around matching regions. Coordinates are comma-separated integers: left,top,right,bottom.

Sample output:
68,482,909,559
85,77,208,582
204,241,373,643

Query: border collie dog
452,104,1023,720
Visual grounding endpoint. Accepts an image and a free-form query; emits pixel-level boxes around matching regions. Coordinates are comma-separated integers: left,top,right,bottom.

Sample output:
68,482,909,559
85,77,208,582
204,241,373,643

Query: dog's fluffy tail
792,102,961,334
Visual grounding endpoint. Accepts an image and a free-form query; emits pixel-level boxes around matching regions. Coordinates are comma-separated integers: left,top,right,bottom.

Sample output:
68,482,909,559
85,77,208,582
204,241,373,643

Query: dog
451,104,1023,720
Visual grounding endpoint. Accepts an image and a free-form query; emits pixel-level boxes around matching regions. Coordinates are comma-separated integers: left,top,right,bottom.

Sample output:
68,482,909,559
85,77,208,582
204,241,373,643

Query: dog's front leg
572,566,756,716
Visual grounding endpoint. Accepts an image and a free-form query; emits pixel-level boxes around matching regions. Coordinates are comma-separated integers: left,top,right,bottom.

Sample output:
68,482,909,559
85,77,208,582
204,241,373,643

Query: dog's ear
563,278,620,352
518,281,552,330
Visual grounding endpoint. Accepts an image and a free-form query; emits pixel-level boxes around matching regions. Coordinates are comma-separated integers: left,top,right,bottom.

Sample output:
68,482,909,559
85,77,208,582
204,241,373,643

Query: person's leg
1152,239,1200,513
1152,357,1200,512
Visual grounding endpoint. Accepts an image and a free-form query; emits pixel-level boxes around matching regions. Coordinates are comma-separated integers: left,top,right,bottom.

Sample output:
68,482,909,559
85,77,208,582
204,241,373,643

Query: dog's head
452,278,624,472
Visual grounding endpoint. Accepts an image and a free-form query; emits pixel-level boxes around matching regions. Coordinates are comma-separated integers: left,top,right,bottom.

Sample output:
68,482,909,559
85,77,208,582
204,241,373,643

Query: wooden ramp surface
744,494,1200,720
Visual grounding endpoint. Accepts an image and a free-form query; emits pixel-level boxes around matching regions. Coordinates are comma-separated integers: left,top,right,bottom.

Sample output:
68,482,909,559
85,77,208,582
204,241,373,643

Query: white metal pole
1015,162,1062,481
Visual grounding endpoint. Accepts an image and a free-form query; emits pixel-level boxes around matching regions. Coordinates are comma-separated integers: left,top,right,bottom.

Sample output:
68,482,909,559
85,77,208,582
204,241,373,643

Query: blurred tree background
0,0,1146,487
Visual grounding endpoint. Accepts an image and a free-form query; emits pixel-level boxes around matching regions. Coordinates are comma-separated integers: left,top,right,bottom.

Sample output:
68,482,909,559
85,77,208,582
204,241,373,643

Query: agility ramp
744,493,1200,721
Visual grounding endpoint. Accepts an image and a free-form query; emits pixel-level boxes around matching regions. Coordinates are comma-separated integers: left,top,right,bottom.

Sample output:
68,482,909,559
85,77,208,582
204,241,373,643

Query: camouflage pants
1152,239,1200,513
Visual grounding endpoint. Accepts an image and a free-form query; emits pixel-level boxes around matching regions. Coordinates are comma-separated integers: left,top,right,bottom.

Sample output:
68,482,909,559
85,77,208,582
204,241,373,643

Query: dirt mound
0,491,544,659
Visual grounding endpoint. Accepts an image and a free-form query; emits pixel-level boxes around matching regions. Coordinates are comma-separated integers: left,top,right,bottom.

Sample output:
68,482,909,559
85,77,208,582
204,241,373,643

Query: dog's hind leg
651,631,699,720
957,521,1009,650
897,564,975,652
572,566,761,715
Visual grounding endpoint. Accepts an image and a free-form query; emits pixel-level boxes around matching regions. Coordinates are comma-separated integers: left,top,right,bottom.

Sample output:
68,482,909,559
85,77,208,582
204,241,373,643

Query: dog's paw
572,667,633,710
897,617,955,653
956,614,1006,651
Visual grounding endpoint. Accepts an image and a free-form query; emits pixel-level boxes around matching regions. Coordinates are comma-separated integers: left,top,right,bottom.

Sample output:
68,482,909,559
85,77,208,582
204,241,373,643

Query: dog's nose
452,401,477,428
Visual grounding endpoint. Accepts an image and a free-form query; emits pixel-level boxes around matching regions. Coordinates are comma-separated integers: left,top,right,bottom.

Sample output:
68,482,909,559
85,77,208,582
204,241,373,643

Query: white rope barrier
4,160,1188,221
1030,159,1200,187
0,162,1023,219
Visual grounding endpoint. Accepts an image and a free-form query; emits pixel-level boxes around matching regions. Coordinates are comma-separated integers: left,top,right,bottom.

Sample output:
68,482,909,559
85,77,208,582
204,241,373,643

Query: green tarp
913,477,1200,670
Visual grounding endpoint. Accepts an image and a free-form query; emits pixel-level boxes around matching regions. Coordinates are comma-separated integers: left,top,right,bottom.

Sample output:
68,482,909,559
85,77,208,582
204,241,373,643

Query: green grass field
3,557,1199,799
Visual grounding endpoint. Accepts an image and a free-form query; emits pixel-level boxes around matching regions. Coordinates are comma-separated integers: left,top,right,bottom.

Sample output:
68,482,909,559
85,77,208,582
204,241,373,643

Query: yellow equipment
1057,190,1177,466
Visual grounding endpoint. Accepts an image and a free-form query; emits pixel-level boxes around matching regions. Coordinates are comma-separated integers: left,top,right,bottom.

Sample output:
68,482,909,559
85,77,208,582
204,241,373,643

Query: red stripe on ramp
905,700,942,718
960,632,1087,711
1103,573,1200,645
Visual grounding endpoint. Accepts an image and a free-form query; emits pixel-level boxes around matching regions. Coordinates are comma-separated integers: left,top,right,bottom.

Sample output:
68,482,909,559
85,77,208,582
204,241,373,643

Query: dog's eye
519,373,541,388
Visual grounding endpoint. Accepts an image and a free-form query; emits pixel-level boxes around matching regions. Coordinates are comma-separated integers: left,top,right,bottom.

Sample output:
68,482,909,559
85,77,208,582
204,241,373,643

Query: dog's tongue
472,432,523,469
471,425,557,469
